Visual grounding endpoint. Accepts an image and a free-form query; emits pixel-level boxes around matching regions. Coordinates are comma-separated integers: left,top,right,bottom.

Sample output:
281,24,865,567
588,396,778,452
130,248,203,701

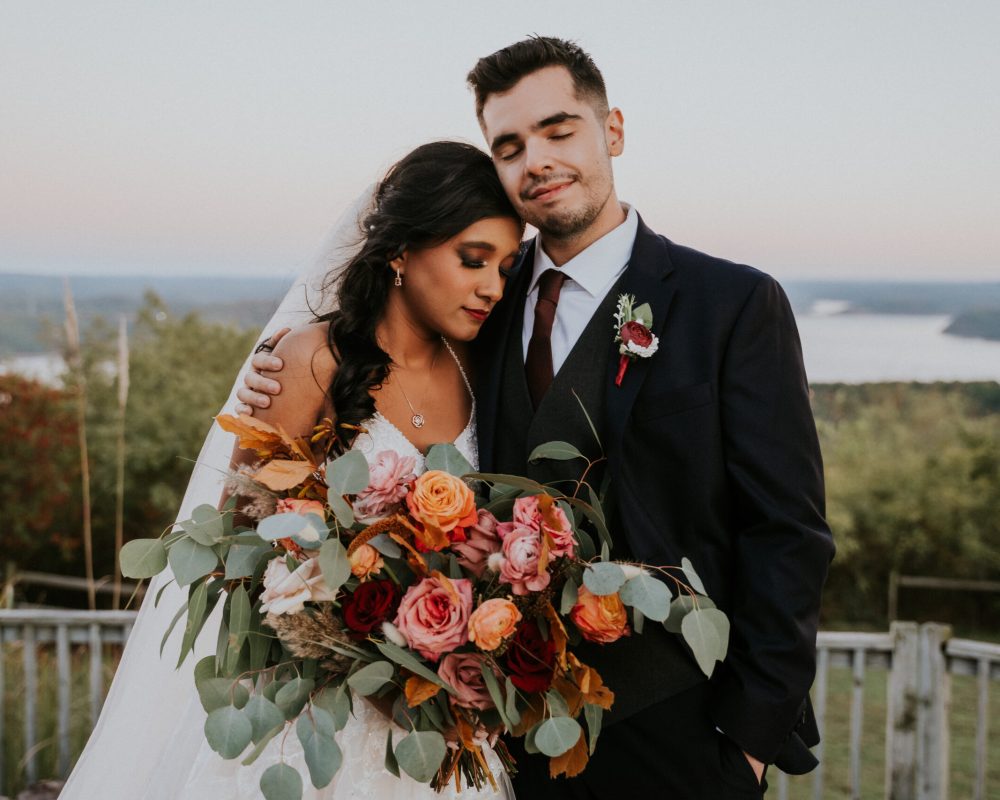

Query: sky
1,1,998,282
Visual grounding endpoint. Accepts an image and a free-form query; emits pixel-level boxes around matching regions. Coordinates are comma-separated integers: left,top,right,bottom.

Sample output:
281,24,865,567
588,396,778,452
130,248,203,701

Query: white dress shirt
522,204,639,374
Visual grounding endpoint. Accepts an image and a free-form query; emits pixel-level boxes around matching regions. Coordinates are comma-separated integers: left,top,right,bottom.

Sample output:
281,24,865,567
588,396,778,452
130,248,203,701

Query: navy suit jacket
475,216,834,767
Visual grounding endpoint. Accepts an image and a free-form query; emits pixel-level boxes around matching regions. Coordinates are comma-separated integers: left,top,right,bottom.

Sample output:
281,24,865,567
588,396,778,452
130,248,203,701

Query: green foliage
813,383,1000,625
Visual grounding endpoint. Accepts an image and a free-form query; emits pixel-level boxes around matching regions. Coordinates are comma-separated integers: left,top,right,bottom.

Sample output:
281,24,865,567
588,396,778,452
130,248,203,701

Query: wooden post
888,569,899,622
917,622,951,800
886,621,919,799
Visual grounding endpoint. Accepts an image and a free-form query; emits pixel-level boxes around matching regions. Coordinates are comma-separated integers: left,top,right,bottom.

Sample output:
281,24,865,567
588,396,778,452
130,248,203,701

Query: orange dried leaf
405,675,441,707
413,522,450,553
511,693,545,737
548,729,589,779
254,459,317,491
542,602,569,671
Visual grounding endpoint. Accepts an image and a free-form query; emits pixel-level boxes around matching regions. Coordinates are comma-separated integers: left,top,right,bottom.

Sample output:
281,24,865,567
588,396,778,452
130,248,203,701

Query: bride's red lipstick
464,308,489,323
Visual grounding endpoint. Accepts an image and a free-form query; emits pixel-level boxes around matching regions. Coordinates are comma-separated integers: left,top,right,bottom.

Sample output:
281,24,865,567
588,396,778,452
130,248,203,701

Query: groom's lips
527,181,572,202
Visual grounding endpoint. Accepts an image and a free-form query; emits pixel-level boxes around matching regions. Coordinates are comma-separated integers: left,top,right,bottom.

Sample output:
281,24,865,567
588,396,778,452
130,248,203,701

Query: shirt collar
528,204,639,297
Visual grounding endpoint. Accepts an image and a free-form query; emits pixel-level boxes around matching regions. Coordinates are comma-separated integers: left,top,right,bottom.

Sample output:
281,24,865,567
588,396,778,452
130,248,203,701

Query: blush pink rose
354,450,417,523
259,556,338,615
496,523,551,596
393,575,473,661
452,510,503,577
437,652,499,711
512,496,576,558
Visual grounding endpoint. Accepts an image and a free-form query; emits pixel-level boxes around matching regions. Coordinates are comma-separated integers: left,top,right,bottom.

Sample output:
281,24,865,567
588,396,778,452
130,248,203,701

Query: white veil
60,185,377,799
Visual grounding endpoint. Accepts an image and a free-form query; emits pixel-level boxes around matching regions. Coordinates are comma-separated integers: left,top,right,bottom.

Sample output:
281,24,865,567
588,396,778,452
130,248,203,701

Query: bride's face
390,216,521,341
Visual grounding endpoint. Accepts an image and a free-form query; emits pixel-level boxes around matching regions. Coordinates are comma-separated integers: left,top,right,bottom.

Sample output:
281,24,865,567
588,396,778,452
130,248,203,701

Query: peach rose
437,652,499,711
275,498,325,517
570,586,630,644
406,470,477,549
468,598,522,652
393,575,473,661
512,496,576,558
354,450,417,523
259,556,338,615
452,510,503,577
349,543,383,581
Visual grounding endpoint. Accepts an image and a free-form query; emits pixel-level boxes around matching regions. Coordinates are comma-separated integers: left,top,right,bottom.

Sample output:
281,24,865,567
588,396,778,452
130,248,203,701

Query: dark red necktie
525,268,566,409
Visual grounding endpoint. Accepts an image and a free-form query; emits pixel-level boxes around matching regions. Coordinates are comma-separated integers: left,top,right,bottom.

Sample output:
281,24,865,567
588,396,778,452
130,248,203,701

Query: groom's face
480,66,623,240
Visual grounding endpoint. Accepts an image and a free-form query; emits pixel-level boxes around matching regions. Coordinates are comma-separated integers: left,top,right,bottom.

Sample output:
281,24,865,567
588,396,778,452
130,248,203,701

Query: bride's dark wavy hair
315,141,521,442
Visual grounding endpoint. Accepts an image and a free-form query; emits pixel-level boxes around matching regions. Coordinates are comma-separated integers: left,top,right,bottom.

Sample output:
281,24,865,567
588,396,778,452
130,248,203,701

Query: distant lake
797,313,1000,383
3,314,999,387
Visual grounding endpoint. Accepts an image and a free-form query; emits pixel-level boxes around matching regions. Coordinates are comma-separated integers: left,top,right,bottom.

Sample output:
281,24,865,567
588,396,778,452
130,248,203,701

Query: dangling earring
394,269,403,287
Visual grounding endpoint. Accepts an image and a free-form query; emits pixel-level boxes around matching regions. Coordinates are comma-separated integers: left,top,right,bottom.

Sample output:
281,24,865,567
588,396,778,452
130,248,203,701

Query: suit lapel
604,217,676,452
477,238,536,470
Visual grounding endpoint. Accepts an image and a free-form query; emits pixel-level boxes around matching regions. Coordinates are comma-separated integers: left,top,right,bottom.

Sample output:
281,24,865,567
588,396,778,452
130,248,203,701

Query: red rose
503,618,557,693
343,580,402,636
620,321,653,347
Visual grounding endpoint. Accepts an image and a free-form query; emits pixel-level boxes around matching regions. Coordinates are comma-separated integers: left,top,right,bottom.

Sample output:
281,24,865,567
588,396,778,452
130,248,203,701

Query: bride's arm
222,322,336,505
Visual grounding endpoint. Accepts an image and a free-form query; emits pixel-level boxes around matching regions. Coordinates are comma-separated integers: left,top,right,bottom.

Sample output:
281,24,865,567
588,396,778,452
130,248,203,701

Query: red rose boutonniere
613,293,659,386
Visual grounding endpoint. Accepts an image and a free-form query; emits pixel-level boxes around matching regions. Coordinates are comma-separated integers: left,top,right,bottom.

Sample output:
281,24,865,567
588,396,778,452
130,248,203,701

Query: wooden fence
0,614,997,798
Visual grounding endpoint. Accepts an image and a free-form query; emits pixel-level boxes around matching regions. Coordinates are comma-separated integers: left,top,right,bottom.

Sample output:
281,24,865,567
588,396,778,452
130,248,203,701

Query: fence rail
0,613,997,798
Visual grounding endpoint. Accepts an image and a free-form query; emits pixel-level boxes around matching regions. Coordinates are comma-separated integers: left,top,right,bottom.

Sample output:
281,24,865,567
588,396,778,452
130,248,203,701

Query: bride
61,141,523,799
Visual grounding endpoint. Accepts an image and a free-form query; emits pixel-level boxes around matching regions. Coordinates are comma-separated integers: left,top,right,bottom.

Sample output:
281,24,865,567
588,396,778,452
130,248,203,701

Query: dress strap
441,337,475,403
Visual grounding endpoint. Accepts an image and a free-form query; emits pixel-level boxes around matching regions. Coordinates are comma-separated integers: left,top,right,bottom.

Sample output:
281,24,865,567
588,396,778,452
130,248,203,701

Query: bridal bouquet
121,413,729,799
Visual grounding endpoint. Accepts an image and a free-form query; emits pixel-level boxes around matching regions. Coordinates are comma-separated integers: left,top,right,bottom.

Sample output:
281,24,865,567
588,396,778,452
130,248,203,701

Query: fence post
916,622,951,800
887,621,919,799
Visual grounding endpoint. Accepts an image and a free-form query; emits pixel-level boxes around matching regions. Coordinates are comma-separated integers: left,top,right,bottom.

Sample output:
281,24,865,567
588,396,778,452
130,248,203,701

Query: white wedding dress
60,186,511,798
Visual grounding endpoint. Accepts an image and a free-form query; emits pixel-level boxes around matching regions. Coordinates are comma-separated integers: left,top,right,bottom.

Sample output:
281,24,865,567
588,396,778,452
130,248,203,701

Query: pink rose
452,510,503,577
496,523,551,596
393,575,473,661
259,556,338,615
437,652,499,711
275,498,325,517
354,450,417,523
512,496,576,558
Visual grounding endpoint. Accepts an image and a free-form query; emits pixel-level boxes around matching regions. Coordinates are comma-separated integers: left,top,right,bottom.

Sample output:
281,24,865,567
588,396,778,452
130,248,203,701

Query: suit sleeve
709,274,835,763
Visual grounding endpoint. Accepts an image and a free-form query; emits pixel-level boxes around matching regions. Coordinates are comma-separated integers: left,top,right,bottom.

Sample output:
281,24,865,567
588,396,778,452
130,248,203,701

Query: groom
240,36,833,798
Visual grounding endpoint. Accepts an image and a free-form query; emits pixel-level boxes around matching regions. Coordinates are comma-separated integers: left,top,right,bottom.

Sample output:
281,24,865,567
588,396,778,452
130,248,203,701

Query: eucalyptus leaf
168,537,219,587
571,388,604,452
120,539,167,578
563,496,612,553
560,578,579,615
260,762,303,800
479,664,510,730
245,695,286,743
182,504,226,546
347,660,395,696
197,677,250,713
313,683,352,731
258,513,328,548
318,537,352,593
545,689,570,718
528,440,585,463
326,449,371,495
463,472,546,493
618,572,671,622
241,722,284,766
533,716,582,758
275,677,315,719
204,705,252,759
375,641,453,694
154,576,175,607
297,708,342,788
680,557,707,595
582,562,626,596
384,729,400,777
228,584,252,650
225,544,270,579
633,606,645,634
425,443,473,477
663,594,716,634
504,677,521,727
632,302,653,326
584,703,603,755
159,598,189,658
681,607,730,677
177,579,209,668
394,730,447,783
367,533,402,559
326,490,355,528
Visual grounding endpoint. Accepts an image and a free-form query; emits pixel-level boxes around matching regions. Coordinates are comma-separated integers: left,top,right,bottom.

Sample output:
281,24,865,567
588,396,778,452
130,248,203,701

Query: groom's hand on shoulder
234,327,290,414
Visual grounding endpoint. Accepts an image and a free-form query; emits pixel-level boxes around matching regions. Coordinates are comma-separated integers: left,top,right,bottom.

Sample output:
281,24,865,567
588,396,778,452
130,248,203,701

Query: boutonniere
613,293,659,386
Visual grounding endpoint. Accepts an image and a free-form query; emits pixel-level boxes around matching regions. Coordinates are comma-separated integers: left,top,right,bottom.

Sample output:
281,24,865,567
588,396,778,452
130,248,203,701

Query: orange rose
405,470,477,551
468,598,522,651
570,586,630,644
349,543,384,582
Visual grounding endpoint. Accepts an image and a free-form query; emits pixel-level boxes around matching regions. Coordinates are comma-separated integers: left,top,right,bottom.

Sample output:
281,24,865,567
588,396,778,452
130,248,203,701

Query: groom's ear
605,108,625,157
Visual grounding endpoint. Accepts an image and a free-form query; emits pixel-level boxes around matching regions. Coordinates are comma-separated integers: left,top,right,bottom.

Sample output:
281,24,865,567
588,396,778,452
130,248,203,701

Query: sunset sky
2,1,998,281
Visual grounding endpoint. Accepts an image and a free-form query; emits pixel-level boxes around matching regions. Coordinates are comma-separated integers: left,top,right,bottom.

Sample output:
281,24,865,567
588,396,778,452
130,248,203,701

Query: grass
1,642,998,798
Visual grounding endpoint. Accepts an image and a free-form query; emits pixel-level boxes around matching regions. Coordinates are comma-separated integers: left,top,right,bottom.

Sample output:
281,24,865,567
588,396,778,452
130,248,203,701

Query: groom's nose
523,137,554,176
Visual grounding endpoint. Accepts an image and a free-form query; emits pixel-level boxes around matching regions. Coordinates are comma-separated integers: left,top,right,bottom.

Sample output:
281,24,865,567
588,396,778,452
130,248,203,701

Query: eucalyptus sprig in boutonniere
613,293,659,386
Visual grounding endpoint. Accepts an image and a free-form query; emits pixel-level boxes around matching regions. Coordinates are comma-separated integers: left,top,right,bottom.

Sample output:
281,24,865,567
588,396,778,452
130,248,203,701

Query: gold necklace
388,340,441,429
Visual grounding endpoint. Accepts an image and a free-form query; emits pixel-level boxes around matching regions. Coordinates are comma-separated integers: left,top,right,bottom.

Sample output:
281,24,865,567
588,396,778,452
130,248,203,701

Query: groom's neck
538,194,627,266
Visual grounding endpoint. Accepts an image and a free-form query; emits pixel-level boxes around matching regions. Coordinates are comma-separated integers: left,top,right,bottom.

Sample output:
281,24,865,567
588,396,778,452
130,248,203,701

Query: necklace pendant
410,414,425,429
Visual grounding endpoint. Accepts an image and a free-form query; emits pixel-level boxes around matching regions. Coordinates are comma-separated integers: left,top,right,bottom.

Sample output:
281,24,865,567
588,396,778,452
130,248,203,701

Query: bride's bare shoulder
266,321,337,389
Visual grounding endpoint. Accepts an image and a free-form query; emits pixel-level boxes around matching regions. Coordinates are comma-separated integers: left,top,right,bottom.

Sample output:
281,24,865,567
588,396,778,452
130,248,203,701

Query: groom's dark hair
467,36,609,122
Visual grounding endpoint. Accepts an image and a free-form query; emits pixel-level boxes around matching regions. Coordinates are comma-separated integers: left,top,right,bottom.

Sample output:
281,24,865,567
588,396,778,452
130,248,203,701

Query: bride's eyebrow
459,241,497,251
